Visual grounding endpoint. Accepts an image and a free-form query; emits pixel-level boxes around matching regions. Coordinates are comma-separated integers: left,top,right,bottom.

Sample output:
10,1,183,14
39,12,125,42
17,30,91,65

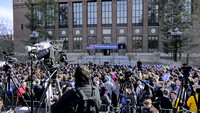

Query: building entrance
103,49,110,55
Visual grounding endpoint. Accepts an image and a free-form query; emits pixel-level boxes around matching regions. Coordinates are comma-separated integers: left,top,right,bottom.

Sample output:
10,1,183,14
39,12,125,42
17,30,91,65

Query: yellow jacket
187,94,199,112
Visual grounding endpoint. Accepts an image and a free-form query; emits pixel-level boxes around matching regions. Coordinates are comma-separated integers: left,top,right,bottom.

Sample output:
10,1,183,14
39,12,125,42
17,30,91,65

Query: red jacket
17,86,26,98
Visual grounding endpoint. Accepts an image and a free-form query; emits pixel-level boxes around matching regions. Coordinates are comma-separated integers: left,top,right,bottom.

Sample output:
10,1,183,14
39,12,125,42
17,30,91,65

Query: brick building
14,0,162,55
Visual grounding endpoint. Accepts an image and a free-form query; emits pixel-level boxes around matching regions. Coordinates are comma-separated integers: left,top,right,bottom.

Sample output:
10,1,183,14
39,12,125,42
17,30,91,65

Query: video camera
2,52,18,64
25,41,67,68
181,64,192,78
125,68,133,82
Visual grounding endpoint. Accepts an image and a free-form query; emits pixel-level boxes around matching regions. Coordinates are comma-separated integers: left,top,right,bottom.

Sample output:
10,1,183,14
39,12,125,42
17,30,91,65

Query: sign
86,44,118,50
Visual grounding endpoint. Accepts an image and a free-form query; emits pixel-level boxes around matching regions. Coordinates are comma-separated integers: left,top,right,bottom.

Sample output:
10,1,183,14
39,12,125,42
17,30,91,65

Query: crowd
0,62,200,113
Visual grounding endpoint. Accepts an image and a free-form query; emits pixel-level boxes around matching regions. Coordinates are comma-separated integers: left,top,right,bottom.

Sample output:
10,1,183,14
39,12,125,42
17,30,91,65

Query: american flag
86,44,95,49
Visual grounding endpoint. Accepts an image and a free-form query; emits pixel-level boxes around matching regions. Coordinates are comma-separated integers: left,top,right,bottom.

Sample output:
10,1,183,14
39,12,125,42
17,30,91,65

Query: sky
0,0,13,26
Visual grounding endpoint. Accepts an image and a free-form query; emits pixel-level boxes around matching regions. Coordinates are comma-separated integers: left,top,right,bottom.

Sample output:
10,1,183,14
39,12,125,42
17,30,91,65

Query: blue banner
87,44,118,49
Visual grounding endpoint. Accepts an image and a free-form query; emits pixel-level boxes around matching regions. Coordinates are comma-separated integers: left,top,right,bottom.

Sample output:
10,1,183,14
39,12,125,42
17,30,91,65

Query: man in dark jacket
51,65,101,113
155,88,172,112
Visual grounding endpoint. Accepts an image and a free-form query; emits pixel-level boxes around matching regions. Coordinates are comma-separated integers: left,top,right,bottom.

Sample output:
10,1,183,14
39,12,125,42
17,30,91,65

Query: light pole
171,28,182,62
29,31,38,113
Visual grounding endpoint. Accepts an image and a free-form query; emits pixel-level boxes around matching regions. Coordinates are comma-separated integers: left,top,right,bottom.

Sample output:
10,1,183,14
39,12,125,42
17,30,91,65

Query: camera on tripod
125,68,133,82
181,64,192,77
2,52,18,73
25,41,67,68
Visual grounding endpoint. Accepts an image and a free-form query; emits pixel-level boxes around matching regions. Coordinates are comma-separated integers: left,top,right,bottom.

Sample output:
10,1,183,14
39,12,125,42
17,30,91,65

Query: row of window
32,0,191,28
61,36,159,50
33,0,158,28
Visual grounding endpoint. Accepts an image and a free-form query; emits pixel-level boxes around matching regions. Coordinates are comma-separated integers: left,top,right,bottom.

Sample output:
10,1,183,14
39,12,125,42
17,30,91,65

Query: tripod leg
10,76,30,112
35,80,52,113
55,78,63,97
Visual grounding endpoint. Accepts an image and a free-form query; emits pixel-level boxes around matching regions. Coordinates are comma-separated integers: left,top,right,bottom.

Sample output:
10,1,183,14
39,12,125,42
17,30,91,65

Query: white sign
103,29,111,34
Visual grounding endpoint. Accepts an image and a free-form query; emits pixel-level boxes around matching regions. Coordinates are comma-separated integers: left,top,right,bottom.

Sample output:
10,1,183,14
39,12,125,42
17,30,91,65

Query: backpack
73,87,99,113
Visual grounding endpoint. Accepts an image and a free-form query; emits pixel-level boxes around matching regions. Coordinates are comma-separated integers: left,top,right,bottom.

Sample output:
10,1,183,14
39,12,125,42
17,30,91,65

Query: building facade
13,0,162,55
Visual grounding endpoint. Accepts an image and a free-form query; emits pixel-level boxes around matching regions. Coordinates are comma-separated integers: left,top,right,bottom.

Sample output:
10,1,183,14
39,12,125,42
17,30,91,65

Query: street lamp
29,31,38,113
29,31,39,44
171,28,182,61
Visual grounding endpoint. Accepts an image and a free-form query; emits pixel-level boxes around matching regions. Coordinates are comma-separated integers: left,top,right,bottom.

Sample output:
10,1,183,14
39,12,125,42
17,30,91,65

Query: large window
74,37,82,50
117,0,127,27
148,0,159,26
87,2,97,27
133,36,142,50
73,2,83,28
117,36,127,44
33,5,41,27
102,1,112,27
59,3,68,28
46,4,55,29
60,37,68,50
132,0,143,26
88,36,96,44
148,36,158,50
102,36,111,44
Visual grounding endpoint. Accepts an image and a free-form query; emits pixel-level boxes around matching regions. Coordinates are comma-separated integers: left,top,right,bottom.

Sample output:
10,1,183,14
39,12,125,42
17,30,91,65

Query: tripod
118,80,137,113
35,63,62,113
174,66,199,113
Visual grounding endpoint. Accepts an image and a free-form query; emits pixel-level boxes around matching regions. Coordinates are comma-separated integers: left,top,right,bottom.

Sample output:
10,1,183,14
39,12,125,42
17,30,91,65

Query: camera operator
51,65,101,113
137,60,142,71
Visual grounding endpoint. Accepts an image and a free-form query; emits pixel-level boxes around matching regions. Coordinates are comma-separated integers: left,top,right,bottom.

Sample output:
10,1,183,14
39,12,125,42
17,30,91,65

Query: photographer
51,65,101,113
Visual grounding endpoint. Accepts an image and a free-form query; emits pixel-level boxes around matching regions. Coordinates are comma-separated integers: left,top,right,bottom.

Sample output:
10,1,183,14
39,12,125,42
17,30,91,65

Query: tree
0,17,13,39
156,0,199,61
25,0,57,45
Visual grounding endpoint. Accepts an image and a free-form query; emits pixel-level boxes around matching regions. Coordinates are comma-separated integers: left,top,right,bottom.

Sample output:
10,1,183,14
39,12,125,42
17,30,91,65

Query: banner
87,44,118,49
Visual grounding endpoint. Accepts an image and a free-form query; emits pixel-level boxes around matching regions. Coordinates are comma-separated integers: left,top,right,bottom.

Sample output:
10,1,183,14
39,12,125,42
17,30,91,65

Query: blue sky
0,0,13,25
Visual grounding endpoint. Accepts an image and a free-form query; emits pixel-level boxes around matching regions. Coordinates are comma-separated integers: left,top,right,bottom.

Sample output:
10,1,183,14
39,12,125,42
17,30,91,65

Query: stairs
70,55,130,65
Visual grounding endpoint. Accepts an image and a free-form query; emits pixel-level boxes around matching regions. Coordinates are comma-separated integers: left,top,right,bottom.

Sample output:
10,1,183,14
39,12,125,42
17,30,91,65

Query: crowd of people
0,62,200,113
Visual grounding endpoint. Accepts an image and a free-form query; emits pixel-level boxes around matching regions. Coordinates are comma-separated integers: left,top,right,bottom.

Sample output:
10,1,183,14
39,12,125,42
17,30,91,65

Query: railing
99,104,113,113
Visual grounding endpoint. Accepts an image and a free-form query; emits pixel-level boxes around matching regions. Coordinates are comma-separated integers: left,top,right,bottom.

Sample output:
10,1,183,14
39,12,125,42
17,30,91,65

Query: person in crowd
17,81,26,105
51,65,101,113
155,89,172,113
187,90,199,113
164,81,173,97
136,81,144,96
170,91,180,111
104,76,114,99
34,79,43,101
142,99,158,113
138,84,153,106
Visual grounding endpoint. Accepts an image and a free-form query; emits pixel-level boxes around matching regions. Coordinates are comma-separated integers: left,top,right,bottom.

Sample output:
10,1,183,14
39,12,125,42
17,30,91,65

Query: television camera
181,64,192,78
25,41,67,68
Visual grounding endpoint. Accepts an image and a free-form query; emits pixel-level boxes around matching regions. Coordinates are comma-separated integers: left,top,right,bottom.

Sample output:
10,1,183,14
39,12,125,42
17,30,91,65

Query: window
132,0,143,26
33,5,41,27
102,36,111,44
21,24,23,30
102,1,112,27
73,2,83,28
117,36,127,44
59,3,68,28
117,0,127,27
87,2,97,27
148,0,159,26
148,36,158,49
133,36,142,50
60,37,68,50
88,36,96,44
46,4,55,29
74,37,82,50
